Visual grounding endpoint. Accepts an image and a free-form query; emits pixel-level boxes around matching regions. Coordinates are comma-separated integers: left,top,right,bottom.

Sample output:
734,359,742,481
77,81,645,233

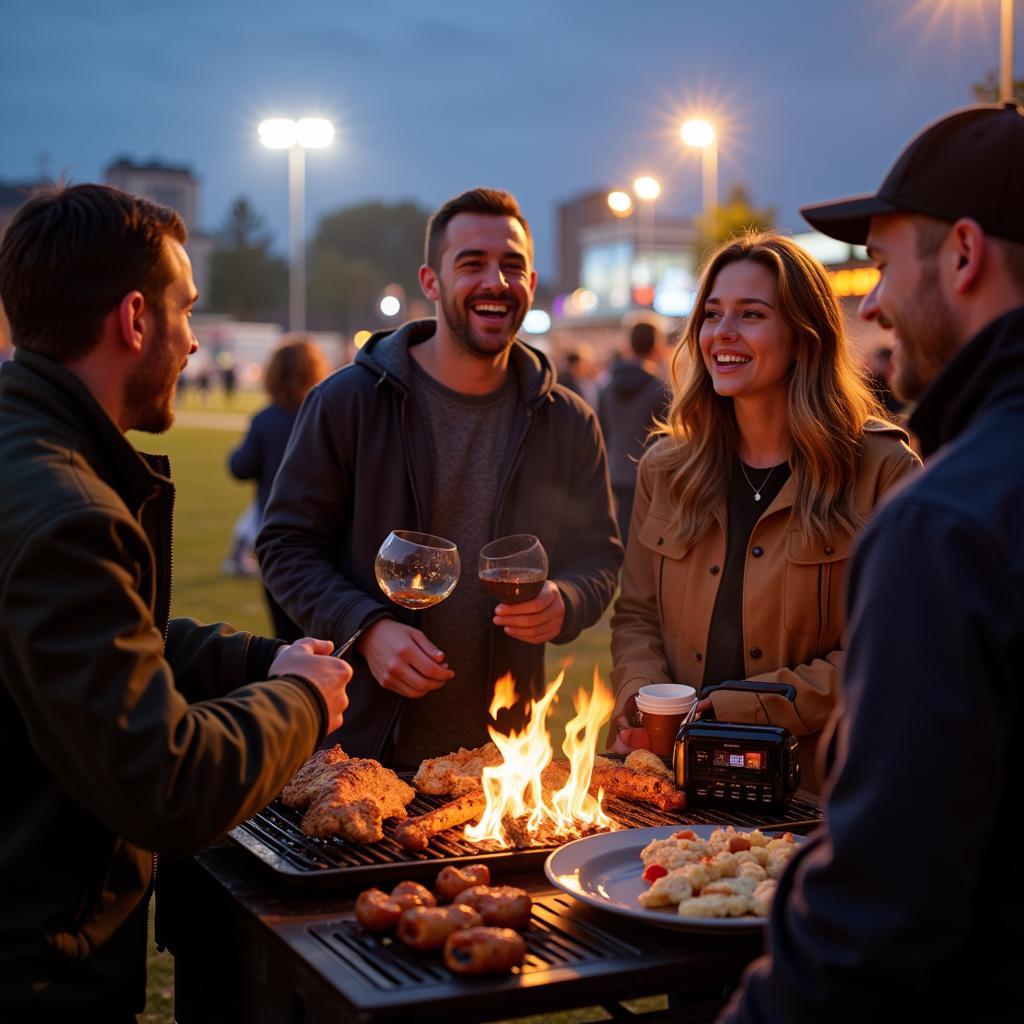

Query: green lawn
138,405,616,1023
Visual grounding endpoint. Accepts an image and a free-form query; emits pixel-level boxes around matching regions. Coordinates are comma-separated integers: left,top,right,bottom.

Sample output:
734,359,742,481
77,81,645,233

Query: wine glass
374,530,460,610
478,534,549,604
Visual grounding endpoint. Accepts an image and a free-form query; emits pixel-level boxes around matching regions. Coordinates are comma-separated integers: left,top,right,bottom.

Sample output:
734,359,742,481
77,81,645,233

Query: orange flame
465,667,615,847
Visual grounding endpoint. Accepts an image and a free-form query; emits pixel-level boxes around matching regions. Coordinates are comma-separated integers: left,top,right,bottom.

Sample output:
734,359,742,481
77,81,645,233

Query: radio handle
701,680,797,704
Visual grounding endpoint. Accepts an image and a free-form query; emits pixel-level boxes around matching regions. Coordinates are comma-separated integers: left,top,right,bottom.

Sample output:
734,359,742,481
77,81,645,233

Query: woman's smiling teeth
715,353,751,365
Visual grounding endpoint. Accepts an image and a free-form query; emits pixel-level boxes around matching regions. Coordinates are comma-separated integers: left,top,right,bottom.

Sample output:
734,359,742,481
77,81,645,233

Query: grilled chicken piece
413,742,504,796
289,757,416,842
280,744,350,807
394,791,488,851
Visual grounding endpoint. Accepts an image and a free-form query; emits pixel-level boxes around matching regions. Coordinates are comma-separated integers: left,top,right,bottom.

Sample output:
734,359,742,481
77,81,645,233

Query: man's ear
116,292,147,353
948,218,986,294
418,263,440,302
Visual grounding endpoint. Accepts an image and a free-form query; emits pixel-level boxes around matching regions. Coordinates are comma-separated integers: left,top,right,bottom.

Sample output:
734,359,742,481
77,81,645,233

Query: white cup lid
639,683,696,704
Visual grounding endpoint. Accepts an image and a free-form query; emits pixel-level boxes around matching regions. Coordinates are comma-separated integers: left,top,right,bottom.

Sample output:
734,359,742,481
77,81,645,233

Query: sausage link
390,880,437,910
444,926,526,975
452,885,532,930
355,888,403,932
435,864,491,903
397,905,483,951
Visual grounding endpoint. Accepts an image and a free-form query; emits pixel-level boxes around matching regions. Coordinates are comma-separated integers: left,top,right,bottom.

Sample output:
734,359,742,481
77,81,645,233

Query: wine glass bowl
478,534,549,604
374,530,460,610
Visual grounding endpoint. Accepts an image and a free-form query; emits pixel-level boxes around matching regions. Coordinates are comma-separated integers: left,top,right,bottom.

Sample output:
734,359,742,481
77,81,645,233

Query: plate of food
544,823,807,934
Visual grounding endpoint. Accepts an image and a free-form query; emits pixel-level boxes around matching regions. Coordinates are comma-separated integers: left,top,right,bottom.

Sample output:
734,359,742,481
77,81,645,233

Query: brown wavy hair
653,232,884,546
265,335,330,413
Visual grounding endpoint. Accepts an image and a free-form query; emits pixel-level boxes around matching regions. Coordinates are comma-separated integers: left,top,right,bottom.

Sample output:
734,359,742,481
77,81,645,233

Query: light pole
632,175,661,281
1000,0,1015,102
680,119,718,219
258,117,335,332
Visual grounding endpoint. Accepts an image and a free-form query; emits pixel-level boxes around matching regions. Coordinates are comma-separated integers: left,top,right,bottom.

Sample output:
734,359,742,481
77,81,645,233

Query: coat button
752,546,763,557
694,652,703,662
824,544,834,555
710,564,720,575
749,646,762,659
657,537,664,546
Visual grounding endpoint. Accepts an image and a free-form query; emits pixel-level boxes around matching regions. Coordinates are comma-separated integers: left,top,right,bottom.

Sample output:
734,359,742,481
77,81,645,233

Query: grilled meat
394,790,488,851
283,752,416,842
413,742,504,796
280,744,350,807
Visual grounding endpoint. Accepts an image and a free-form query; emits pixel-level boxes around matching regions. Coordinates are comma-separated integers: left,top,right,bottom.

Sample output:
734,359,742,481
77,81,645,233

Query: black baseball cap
801,102,1024,245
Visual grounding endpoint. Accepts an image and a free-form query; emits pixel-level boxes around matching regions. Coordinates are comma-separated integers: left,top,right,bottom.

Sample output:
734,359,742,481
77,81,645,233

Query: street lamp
680,118,718,218
258,117,335,332
632,176,661,282
999,0,1015,102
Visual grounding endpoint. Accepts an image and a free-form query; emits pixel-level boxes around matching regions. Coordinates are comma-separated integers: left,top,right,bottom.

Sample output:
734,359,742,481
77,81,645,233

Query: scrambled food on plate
280,745,416,842
638,826,798,919
354,864,529,975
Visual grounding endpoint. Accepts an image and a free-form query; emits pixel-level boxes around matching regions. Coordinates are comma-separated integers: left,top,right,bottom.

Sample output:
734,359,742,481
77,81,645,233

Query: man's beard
439,286,527,358
889,258,964,402
123,316,180,433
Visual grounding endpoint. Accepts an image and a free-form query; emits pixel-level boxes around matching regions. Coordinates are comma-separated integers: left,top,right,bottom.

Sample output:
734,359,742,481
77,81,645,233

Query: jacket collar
356,317,556,408
910,304,1024,457
10,348,171,508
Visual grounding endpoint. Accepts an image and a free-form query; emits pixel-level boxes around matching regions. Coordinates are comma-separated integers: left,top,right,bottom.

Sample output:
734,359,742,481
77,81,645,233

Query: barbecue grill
230,787,823,890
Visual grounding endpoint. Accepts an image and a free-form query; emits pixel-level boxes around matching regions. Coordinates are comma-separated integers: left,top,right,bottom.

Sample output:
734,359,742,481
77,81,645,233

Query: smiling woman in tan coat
610,233,919,792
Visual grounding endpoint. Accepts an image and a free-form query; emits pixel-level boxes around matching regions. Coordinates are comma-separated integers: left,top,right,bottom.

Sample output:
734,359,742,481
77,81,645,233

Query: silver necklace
739,461,777,502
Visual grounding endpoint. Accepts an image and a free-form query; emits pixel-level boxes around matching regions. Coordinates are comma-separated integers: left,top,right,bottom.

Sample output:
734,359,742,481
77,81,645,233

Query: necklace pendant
754,493,762,501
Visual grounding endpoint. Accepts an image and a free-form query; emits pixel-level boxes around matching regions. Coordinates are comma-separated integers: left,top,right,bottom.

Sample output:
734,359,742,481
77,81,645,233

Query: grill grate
231,785,821,891
307,892,645,993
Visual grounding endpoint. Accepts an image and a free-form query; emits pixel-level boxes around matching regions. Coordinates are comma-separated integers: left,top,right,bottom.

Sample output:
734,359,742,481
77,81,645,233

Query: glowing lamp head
633,176,661,201
607,190,633,216
681,119,715,148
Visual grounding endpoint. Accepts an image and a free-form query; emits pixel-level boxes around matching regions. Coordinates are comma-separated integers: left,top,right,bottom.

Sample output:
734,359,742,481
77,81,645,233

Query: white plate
544,823,805,934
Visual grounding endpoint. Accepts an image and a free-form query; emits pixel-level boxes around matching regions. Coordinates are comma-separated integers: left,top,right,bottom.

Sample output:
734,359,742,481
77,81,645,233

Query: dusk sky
3,0,1020,279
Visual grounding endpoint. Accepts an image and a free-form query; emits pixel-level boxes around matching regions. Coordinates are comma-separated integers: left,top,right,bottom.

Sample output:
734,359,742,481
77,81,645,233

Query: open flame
411,573,424,590
464,666,615,848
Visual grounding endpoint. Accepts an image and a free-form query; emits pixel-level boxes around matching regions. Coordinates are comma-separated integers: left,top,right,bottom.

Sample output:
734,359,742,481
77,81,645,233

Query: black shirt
702,455,791,692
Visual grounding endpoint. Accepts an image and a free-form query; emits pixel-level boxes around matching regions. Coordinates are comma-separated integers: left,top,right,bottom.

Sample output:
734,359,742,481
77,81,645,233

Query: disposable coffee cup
635,684,696,757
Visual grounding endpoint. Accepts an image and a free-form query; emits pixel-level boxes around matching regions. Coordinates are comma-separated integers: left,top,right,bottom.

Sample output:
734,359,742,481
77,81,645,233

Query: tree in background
208,198,287,320
692,184,776,270
971,70,1024,105
307,200,429,329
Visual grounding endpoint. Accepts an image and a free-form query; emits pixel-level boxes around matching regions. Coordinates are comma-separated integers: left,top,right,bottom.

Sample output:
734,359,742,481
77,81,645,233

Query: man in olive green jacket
0,184,351,1023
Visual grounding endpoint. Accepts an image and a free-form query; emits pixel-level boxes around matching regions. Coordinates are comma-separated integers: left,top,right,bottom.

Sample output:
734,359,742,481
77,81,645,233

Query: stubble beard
439,286,527,359
889,258,964,403
122,314,180,434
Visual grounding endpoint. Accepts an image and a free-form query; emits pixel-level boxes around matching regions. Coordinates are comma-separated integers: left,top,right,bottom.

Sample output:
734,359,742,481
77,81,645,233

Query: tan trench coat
610,422,920,792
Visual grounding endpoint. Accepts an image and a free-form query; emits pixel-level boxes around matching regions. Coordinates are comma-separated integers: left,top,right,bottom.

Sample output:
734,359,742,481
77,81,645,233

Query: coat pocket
637,513,695,637
783,531,853,638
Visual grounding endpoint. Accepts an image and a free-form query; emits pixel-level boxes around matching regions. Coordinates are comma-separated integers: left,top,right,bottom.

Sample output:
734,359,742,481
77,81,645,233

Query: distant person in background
598,317,670,539
864,344,904,416
219,351,238,403
229,335,330,640
609,233,918,793
559,345,600,406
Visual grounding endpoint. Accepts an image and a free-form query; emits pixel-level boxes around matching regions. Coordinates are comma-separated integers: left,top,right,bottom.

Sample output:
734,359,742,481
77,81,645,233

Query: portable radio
672,681,801,809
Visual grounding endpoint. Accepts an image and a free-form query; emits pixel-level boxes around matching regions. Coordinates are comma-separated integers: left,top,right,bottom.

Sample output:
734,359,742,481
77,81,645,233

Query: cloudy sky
2,0,1019,278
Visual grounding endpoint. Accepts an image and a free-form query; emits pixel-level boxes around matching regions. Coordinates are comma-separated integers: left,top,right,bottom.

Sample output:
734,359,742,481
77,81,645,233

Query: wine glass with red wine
478,534,549,604
374,531,460,610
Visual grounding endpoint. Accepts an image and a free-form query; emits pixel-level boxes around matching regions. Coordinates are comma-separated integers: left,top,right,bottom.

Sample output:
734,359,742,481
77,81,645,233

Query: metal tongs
331,627,364,660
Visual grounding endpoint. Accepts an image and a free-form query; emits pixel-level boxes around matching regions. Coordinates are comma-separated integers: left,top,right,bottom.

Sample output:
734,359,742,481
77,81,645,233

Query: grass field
137,389,616,1023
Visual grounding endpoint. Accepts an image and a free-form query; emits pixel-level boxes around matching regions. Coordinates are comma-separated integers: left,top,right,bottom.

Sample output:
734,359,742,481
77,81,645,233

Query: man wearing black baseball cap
722,103,1024,1022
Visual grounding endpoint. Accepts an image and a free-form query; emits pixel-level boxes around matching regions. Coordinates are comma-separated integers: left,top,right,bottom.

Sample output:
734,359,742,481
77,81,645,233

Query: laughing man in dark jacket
258,188,622,767
0,184,351,1023
722,103,1024,1022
